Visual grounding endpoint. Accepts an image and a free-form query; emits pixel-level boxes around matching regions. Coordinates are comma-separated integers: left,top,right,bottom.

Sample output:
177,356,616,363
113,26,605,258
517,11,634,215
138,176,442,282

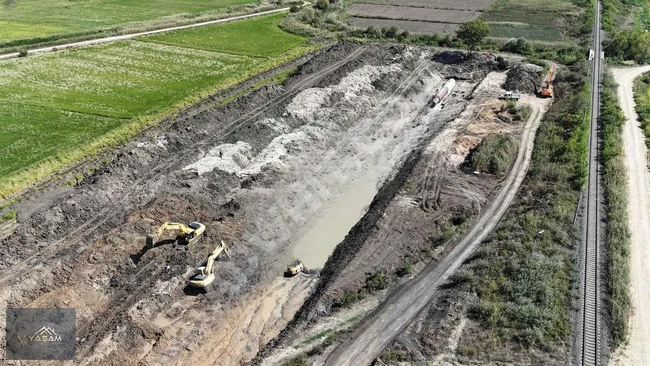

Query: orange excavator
539,68,553,98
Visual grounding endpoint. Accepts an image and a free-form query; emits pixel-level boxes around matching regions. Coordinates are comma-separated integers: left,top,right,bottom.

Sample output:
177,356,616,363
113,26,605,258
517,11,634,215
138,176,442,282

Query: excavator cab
285,260,305,277
191,266,209,281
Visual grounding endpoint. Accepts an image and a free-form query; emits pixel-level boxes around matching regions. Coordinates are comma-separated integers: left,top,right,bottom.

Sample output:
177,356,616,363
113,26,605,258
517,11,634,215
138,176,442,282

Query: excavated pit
0,44,531,366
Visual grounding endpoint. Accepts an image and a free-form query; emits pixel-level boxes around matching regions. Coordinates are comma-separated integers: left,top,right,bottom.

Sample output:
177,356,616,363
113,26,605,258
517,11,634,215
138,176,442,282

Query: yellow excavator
189,241,230,288
146,221,205,247
285,260,305,277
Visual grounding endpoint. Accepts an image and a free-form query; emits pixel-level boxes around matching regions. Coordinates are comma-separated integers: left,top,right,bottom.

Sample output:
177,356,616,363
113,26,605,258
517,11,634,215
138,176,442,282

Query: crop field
348,0,494,35
0,0,257,44
348,4,479,23
352,0,496,11
348,0,581,41
349,17,460,33
0,13,309,196
479,0,583,41
143,13,306,57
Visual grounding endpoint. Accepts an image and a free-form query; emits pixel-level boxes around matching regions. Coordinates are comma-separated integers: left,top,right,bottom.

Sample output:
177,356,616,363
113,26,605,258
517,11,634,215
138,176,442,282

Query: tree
456,19,490,54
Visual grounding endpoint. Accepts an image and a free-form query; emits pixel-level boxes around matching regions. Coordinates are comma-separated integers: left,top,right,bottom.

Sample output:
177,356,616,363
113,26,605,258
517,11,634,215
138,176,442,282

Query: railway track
577,1,603,365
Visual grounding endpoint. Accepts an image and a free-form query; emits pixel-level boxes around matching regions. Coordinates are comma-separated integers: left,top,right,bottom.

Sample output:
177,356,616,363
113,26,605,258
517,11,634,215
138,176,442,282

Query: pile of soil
502,63,543,94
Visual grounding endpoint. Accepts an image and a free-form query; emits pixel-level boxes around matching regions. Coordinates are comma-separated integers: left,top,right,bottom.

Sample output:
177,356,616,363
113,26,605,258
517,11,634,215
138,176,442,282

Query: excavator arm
157,222,191,238
188,241,229,288
146,221,205,247
204,241,228,274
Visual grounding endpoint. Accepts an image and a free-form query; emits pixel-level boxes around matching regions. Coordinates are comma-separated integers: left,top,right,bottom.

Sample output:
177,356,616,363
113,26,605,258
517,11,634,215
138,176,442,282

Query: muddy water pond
292,172,379,269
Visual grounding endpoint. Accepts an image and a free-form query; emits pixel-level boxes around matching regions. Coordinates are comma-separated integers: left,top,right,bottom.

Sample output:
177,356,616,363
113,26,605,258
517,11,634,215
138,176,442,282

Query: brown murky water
293,172,379,269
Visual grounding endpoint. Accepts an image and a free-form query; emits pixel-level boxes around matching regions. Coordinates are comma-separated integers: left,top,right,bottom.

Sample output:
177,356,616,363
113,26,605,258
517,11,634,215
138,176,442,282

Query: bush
464,134,519,176
365,271,389,292
383,25,399,38
18,49,27,57
501,38,532,55
395,264,413,277
1,210,16,222
336,292,361,308
397,30,410,42
315,0,328,10
290,4,300,12
282,354,307,366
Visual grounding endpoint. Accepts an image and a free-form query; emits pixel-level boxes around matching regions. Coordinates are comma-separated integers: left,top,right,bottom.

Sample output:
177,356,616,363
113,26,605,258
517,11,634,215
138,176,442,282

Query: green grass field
0,13,310,197
143,13,305,57
481,0,583,42
0,0,257,43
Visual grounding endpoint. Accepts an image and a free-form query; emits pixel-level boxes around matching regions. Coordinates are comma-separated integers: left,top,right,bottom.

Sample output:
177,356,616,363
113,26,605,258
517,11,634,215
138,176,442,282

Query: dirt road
611,65,650,366
0,7,289,60
323,94,550,366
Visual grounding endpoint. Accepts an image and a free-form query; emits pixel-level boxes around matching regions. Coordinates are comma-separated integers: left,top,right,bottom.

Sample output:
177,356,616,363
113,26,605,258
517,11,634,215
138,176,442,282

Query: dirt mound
433,51,465,64
502,63,543,94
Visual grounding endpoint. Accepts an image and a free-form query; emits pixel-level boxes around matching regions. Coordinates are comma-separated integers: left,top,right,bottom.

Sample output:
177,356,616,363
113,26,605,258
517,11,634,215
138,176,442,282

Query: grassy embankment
633,73,650,142
448,61,590,359
0,0,263,49
601,72,631,349
0,12,315,199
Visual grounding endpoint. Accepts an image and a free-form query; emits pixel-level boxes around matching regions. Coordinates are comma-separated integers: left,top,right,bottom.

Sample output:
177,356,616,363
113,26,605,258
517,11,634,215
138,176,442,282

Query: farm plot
0,42,258,119
0,0,257,44
0,13,310,197
142,12,306,57
348,4,479,24
479,0,583,41
348,0,493,35
353,0,496,11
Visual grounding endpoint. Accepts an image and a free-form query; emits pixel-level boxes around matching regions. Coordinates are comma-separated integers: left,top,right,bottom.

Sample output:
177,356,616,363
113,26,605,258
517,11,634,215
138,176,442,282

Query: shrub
1,210,16,222
384,25,399,38
464,134,519,176
365,271,389,292
18,49,27,57
315,0,328,10
397,30,410,42
501,38,532,55
396,264,413,277
282,354,307,366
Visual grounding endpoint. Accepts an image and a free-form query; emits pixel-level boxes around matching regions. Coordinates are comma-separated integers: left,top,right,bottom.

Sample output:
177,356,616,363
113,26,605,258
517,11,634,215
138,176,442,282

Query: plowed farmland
348,0,496,35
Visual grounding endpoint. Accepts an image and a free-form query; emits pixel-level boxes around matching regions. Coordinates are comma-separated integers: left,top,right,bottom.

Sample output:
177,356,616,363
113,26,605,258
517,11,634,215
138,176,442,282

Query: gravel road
323,94,550,366
611,65,650,366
